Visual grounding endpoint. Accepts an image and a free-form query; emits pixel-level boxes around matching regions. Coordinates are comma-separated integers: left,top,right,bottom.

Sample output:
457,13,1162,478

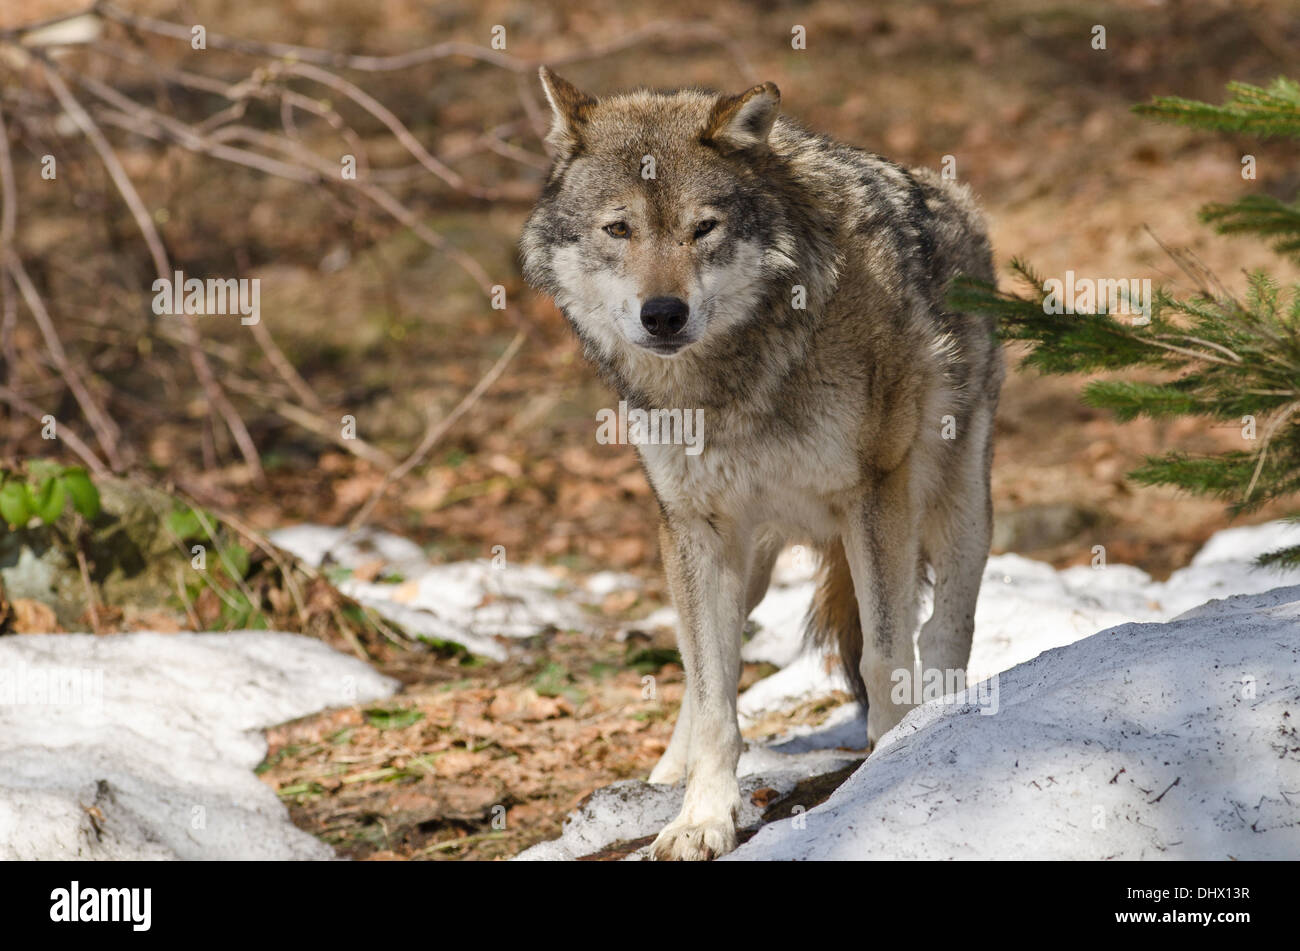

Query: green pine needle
1135,77,1300,140
949,77,1300,567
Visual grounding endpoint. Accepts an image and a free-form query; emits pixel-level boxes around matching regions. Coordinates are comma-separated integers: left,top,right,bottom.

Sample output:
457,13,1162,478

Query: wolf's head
521,69,826,386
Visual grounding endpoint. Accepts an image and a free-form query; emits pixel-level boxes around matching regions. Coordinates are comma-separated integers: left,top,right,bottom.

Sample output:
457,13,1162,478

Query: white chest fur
637,409,860,540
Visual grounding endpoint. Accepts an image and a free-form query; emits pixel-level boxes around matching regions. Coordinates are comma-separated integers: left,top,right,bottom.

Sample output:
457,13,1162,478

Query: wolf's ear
538,66,596,159
704,82,781,154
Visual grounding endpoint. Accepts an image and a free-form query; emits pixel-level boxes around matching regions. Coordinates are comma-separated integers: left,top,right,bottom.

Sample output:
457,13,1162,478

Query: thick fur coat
521,69,1003,860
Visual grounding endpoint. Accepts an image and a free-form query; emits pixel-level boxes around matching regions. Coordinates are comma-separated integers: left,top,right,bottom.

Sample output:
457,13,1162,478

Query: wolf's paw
649,816,737,861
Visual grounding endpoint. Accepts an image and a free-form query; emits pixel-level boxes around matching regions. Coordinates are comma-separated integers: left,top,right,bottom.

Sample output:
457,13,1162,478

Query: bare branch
95,2,523,73
279,61,491,198
38,55,265,480
6,254,124,468
348,329,526,532
0,101,18,403
38,59,169,278
0,384,110,476
0,6,756,531
248,318,325,412
221,374,397,470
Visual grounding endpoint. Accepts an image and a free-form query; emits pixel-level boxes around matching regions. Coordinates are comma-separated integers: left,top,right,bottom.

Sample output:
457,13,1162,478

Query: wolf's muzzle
639,297,689,337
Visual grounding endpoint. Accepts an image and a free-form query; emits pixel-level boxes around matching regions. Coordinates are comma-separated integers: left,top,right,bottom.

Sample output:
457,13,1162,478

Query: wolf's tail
803,539,869,716
803,542,933,720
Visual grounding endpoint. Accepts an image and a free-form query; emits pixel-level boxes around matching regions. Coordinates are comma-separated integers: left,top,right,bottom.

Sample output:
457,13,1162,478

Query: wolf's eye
693,219,718,239
603,221,630,239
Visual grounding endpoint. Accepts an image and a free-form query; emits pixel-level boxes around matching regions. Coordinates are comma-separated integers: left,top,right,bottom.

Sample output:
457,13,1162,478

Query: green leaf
167,507,210,542
32,477,66,524
220,591,254,629
0,480,31,527
363,707,425,730
61,468,101,520
26,459,63,484
221,542,250,581
530,661,572,697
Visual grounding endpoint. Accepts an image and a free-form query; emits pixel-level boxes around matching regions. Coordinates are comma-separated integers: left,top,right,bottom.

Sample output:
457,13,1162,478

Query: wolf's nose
640,297,689,337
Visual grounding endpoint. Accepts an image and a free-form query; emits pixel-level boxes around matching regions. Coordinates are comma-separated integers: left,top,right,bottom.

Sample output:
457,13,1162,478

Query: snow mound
519,521,1300,860
0,631,397,860
728,585,1300,860
516,747,864,861
745,520,1300,721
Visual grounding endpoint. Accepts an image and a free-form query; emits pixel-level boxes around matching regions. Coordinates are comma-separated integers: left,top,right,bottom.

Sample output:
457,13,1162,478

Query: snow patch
729,586,1300,859
519,521,1300,860
0,631,397,860
270,525,586,660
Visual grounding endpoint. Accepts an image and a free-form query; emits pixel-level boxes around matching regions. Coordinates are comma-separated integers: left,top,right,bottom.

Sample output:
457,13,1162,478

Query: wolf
520,68,1004,860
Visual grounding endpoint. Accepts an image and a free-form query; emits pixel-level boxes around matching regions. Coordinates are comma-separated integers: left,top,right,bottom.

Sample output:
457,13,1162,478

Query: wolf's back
802,164,1002,720
909,166,995,288
910,165,1004,406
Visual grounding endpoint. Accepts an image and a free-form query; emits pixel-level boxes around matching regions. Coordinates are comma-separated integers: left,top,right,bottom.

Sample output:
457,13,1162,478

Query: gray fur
520,69,1004,860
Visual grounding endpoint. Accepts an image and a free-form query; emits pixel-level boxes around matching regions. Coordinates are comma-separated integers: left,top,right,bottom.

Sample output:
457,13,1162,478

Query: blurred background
4,0,1298,574
1,0,1298,857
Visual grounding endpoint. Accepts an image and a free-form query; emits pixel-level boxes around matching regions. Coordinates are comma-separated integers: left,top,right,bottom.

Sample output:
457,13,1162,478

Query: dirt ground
4,0,1299,858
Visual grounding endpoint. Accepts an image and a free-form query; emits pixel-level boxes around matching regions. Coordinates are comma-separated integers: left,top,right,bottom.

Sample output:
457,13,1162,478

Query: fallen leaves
258,627,692,860
8,598,59,634
487,687,575,721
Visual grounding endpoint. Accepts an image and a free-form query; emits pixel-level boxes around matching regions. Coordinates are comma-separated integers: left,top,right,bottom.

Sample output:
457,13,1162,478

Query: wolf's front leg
650,517,748,861
647,687,691,784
